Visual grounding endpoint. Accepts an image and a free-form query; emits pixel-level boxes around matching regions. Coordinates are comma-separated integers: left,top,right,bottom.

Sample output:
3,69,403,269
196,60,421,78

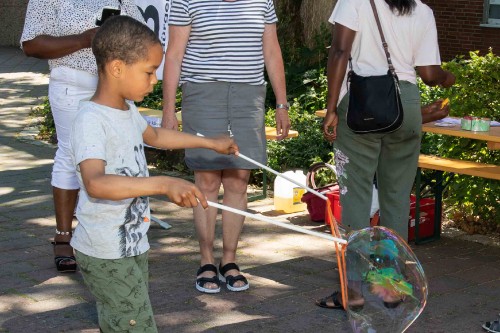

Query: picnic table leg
415,169,444,244
415,168,422,244
434,171,444,241
248,170,267,202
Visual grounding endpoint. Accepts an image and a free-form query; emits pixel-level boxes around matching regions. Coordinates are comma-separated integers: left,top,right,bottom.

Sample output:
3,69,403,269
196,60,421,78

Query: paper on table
435,117,460,125
435,117,500,127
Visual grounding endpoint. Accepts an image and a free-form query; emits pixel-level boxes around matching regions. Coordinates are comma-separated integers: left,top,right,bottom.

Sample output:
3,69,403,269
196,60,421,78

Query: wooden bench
418,154,500,180
138,107,299,201
415,154,500,243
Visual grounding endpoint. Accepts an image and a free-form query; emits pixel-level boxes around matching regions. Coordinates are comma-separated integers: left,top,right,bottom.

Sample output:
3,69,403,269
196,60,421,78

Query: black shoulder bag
346,0,404,134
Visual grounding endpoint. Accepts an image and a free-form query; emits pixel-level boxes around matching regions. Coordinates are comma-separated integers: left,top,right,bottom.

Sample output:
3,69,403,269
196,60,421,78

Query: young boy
69,16,238,332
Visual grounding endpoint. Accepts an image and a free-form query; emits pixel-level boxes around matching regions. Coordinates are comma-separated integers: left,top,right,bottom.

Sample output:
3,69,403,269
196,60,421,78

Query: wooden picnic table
416,117,499,243
422,117,500,150
315,109,499,242
316,109,499,147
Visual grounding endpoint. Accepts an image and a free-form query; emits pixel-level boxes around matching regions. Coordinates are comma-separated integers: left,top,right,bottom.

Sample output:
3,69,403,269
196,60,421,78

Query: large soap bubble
345,226,427,333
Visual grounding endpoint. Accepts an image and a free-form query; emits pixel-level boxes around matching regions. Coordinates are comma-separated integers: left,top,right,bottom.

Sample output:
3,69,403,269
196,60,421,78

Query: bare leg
52,187,78,268
193,170,222,290
220,169,250,288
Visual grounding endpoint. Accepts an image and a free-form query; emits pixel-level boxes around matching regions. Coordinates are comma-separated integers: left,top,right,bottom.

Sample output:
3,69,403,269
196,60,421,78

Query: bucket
274,170,307,213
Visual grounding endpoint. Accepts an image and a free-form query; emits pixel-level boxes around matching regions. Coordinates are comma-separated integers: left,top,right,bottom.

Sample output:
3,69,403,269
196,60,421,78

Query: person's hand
209,135,239,155
165,178,208,208
79,27,99,49
421,99,450,124
440,71,456,88
323,110,339,143
275,109,291,140
161,110,179,130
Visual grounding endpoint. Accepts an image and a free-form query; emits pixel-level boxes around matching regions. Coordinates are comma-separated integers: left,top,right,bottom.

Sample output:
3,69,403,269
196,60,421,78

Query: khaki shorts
75,250,157,333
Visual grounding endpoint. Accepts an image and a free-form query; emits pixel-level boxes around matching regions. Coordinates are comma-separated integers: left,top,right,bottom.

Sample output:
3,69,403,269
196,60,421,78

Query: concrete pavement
0,46,499,333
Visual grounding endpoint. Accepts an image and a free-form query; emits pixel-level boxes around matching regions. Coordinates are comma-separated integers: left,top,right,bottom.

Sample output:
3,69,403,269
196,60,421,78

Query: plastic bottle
274,170,307,213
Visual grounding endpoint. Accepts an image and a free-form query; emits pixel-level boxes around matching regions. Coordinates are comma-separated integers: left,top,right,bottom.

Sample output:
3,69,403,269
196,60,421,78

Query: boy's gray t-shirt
70,101,150,259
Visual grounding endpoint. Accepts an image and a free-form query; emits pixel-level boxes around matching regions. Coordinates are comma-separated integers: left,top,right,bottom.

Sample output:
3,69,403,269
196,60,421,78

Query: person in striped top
163,0,290,294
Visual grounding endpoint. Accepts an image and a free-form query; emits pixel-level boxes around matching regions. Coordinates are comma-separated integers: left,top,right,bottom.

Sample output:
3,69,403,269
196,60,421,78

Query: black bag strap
369,0,396,76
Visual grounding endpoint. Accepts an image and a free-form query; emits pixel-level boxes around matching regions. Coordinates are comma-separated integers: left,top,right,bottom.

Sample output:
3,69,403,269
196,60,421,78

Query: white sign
135,0,171,79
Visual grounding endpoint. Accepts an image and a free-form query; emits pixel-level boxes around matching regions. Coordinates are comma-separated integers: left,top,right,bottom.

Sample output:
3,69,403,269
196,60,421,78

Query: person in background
162,0,290,294
320,0,455,309
20,0,145,272
70,16,238,332
315,98,450,309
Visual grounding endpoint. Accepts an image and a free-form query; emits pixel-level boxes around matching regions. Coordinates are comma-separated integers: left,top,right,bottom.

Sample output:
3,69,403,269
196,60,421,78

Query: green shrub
261,68,333,186
31,97,56,143
418,49,499,225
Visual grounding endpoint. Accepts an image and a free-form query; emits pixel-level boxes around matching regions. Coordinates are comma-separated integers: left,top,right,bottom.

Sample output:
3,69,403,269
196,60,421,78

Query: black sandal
51,241,77,273
315,291,344,309
315,291,364,311
196,264,221,294
219,263,249,292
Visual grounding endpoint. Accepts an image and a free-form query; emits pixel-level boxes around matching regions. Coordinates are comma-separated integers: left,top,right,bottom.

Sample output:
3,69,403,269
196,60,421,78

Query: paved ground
0,46,499,333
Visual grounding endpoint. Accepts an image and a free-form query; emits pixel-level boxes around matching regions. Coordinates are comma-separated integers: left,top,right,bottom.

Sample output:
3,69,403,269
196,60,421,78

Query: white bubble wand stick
197,131,328,200
194,132,344,243
206,200,346,244
214,132,349,308
235,152,328,201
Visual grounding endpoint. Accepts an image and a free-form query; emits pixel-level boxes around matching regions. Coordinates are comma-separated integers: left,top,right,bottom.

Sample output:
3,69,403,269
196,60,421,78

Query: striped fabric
169,0,278,85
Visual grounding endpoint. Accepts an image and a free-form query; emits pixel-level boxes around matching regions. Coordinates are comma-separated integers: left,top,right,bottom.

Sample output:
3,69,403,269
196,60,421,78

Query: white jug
274,170,307,213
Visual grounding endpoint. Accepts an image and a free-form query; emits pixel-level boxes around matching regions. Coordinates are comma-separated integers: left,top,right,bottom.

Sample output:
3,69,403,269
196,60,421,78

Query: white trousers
48,67,97,189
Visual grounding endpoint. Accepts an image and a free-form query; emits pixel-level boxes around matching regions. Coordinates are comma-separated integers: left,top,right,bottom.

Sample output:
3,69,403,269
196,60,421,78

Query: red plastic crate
325,189,343,225
408,195,436,241
301,185,339,222
324,192,436,241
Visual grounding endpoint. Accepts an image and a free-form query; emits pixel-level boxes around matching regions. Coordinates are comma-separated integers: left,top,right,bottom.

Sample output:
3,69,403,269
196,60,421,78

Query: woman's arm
323,23,356,142
416,65,455,88
263,23,290,140
22,28,98,59
161,25,191,130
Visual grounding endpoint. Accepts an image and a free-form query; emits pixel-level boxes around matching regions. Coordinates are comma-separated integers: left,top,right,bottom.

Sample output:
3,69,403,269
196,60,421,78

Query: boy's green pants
334,81,422,240
75,250,158,333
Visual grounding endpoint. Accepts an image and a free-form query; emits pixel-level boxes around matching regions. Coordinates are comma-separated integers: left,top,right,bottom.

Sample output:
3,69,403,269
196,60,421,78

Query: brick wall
2,0,498,58
424,0,499,60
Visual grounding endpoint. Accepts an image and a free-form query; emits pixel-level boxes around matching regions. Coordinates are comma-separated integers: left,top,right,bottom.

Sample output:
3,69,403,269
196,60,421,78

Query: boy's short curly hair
92,15,161,72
